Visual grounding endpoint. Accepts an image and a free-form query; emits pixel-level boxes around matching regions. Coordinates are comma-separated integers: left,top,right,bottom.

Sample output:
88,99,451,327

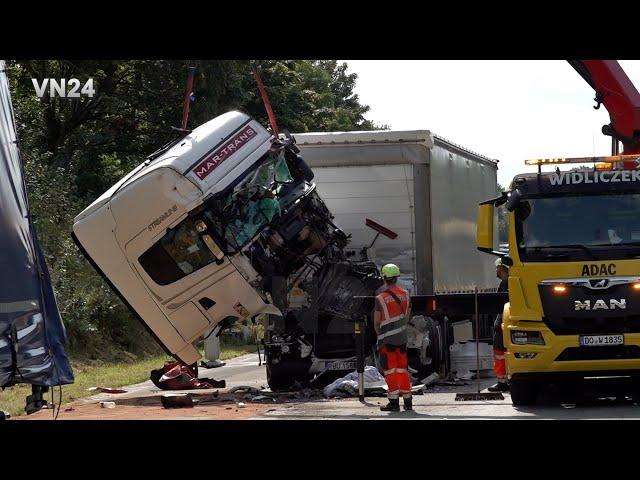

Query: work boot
403,397,413,411
488,382,510,392
380,398,400,412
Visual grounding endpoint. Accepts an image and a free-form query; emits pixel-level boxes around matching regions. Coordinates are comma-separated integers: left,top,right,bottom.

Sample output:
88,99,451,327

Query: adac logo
581,263,616,276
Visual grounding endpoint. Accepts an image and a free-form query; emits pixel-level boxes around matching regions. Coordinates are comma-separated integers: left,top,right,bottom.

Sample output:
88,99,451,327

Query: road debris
251,395,277,403
455,392,504,401
100,401,116,409
228,386,263,395
88,387,128,394
421,373,440,386
200,359,226,369
323,366,386,397
161,393,194,409
237,402,246,408
150,360,225,390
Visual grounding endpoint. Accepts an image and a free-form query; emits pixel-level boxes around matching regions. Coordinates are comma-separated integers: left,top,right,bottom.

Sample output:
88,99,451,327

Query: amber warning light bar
525,154,640,169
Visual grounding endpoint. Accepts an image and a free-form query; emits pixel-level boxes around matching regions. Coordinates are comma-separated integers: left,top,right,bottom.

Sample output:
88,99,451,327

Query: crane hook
593,91,604,110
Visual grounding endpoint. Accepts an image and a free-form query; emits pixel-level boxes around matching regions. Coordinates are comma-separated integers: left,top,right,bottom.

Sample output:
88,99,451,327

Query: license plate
328,360,356,371
579,334,624,346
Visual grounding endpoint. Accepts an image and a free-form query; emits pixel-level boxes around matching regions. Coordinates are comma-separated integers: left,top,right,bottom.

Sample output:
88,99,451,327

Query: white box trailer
294,130,499,295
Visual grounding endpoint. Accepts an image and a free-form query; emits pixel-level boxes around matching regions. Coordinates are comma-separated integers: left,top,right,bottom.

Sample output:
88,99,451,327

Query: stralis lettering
193,125,258,180
148,205,178,232
550,170,640,185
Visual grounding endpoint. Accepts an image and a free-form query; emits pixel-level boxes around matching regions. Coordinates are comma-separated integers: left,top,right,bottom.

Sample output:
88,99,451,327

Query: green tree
6,59,379,359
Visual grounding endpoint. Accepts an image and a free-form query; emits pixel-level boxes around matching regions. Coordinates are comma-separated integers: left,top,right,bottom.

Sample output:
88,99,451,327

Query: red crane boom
569,60,640,160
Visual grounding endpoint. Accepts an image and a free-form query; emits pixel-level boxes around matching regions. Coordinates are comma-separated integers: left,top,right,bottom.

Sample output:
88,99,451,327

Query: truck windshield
515,193,640,261
211,149,295,250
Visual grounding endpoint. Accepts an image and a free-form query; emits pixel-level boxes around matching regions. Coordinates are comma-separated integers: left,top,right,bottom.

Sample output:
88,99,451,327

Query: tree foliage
7,60,379,359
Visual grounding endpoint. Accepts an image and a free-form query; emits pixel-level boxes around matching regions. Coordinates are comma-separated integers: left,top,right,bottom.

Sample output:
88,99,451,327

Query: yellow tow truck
477,155,640,405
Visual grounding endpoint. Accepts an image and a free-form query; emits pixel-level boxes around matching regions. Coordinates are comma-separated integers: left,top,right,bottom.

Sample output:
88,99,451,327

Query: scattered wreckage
72,111,498,393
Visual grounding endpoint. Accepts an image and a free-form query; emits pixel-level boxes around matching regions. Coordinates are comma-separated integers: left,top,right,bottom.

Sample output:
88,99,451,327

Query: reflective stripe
378,295,391,320
378,326,407,341
384,368,395,376
384,367,408,376
388,390,400,399
379,320,406,336
380,314,403,328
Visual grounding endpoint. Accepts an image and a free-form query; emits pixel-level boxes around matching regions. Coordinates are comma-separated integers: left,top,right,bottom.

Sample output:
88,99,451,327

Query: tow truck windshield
516,193,640,261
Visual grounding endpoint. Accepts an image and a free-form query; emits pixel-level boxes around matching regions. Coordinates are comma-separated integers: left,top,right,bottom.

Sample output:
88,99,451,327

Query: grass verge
0,343,259,418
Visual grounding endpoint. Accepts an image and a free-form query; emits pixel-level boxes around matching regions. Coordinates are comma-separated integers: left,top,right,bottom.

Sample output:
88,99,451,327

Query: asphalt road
80,353,640,420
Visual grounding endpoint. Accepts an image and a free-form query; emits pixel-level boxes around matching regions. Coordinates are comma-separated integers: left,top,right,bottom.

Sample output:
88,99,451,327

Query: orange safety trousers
379,344,411,400
493,348,507,381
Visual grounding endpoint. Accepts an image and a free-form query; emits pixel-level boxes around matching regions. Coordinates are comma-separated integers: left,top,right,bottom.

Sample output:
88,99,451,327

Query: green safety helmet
381,263,401,279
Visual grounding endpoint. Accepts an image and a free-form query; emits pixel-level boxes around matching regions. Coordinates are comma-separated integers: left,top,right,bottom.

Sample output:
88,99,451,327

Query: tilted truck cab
72,111,347,366
478,160,640,404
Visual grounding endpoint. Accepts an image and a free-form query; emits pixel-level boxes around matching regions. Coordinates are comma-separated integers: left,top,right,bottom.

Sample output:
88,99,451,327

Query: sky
343,60,640,187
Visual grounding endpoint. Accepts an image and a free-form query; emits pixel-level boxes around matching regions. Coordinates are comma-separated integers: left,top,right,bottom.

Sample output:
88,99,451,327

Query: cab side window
139,216,218,285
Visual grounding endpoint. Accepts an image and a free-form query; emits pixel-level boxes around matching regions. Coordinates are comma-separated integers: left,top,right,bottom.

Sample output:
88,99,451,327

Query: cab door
126,212,279,344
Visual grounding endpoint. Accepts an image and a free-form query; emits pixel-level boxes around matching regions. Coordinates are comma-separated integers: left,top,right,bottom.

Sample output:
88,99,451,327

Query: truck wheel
510,378,539,406
266,363,294,391
266,358,311,391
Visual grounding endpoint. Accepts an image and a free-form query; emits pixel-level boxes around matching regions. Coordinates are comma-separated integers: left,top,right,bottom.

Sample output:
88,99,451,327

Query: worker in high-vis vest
374,263,412,412
488,257,510,392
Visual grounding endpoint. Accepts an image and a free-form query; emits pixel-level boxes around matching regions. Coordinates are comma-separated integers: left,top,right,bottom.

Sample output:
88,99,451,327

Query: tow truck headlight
511,331,545,345
553,284,567,294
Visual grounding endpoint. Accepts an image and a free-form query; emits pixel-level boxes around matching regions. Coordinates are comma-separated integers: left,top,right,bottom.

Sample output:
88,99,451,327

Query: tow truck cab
478,162,640,404
72,111,354,366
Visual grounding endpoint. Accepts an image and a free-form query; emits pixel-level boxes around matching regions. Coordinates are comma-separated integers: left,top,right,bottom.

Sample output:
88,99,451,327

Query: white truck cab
73,111,322,365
